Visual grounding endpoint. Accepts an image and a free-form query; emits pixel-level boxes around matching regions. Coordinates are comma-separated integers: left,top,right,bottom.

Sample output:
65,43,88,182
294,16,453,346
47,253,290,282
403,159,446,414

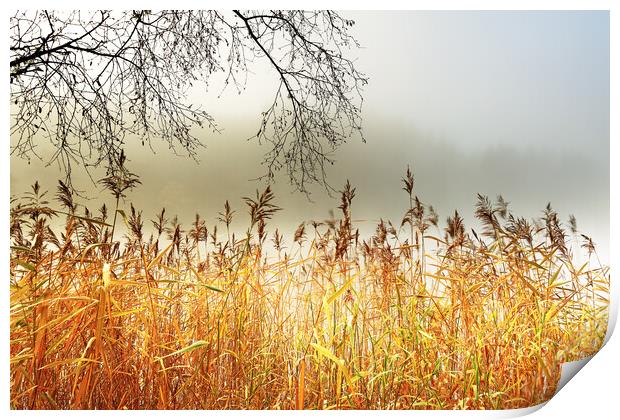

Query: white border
2,1,617,418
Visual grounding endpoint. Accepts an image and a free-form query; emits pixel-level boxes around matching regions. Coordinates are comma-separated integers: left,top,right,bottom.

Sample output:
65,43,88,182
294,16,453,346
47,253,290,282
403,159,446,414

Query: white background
2,1,617,418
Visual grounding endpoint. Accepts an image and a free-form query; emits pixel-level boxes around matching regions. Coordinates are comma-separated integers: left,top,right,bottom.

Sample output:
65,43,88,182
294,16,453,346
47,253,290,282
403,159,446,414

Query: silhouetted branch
10,10,367,193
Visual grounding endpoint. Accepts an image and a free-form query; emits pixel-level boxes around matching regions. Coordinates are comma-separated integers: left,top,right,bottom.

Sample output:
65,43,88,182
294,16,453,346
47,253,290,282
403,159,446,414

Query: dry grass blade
9,170,609,410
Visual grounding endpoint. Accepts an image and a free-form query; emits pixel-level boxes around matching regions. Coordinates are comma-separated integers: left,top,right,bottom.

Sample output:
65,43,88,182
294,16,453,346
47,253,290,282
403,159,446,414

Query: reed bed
9,169,609,409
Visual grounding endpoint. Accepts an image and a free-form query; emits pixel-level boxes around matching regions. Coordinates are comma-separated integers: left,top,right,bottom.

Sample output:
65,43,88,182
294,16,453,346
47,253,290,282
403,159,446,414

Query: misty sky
11,11,610,262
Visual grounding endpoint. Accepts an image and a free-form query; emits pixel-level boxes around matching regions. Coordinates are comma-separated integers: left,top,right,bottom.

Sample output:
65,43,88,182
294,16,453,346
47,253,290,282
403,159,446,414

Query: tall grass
10,170,609,409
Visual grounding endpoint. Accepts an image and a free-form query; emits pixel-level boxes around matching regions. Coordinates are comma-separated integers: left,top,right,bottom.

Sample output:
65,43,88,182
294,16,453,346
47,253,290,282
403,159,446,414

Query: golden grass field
9,168,609,409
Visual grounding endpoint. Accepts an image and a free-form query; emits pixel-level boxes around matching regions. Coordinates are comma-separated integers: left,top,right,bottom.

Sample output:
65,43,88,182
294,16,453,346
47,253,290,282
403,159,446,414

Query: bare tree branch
10,10,367,193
